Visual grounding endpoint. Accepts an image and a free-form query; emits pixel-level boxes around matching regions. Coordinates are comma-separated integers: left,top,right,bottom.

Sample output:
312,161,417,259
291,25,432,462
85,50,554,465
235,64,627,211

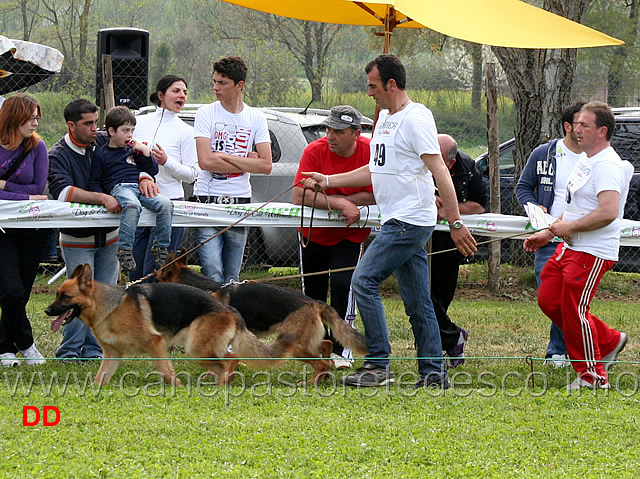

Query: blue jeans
57,241,119,359
111,183,173,251
128,225,186,282
195,226,248,282
535,242,568,357
351,219,445,381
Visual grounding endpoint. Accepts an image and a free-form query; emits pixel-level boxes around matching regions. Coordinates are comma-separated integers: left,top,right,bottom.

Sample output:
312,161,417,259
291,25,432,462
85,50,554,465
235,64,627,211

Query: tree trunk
20,0,30,41
470,43,483,111
78,0,92,64
486,62,501,294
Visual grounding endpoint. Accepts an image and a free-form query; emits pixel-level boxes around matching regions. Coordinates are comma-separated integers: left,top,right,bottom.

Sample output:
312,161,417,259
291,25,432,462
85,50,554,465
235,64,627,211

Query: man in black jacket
433,134,488,367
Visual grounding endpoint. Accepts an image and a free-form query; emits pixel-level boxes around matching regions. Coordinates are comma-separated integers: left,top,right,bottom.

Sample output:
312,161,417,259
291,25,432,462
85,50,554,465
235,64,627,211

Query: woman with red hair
0,93,49,367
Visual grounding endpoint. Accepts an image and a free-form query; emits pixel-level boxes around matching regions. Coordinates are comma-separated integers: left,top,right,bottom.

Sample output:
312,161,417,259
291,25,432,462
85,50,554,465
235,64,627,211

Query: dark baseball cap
322,105,362,130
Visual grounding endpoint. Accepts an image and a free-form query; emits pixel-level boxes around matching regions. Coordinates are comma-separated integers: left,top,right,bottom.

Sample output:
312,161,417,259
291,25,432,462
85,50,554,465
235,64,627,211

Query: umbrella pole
383,6,395,54
373,6,396,126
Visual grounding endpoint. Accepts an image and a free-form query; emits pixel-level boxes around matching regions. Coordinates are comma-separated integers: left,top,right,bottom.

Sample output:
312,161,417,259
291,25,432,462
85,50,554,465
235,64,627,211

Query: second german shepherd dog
156,251,368,383
45,264,294,387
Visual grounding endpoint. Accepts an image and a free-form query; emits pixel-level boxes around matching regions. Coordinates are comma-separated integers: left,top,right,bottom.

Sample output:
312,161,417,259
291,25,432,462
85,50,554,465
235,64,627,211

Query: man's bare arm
549,190,620,238
196,138,272,174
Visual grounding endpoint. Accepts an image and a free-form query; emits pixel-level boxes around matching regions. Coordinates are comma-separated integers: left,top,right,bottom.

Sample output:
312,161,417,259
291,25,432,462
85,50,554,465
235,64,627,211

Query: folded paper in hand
525,202,553,231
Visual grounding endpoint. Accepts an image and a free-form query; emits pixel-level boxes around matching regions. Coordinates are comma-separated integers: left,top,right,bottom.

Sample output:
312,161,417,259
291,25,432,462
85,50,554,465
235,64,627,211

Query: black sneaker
341,363,394,387
414,376,451,390
152,246,169,269
117,249,137,272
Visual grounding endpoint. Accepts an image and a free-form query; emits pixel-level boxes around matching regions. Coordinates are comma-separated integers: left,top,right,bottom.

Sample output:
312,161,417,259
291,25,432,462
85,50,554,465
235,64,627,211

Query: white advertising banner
1,200,640,246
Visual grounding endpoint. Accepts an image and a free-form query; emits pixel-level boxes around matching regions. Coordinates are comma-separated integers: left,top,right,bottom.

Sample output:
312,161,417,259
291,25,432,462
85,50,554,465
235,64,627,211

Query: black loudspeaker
96,28,149,110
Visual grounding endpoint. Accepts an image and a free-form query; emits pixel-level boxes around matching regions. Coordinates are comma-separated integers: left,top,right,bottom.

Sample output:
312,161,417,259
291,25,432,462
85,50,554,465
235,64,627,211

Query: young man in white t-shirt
193,56,272,282
302,55,477,389
516,102,585,368
525,101,633,391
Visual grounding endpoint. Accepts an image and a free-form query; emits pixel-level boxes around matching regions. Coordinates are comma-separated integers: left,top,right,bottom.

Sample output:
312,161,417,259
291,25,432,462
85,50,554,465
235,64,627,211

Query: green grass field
2,265,640,478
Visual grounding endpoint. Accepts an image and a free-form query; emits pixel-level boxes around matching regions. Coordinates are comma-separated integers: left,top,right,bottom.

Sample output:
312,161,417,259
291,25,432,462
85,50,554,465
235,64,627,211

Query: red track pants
538,245,621,385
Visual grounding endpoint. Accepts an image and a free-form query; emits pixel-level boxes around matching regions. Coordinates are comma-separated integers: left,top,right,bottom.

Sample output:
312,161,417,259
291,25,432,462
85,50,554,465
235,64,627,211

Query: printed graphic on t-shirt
211,122,252,179
370,117,400,175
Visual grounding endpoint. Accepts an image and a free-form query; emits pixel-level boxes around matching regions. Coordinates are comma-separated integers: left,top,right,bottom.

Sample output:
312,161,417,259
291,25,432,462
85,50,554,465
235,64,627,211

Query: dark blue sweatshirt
89,143,158,193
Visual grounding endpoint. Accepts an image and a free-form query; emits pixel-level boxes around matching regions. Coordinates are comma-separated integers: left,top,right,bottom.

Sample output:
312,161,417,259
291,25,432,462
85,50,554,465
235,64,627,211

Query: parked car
134,105,373,266
474,107,640,271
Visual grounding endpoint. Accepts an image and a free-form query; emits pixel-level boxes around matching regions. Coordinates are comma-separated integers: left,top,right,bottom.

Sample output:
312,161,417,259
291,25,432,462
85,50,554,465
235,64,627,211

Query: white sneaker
19,345,46,366
330,353,353,370
566,377,610,391
1,352,21,367
544,354,569,368
602,332,628,372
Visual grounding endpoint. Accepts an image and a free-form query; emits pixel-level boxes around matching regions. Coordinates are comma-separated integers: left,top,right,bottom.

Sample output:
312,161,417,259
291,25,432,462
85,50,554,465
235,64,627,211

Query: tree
491,0,589,185
36,0,93,91
469,43,483,111
263,16,342,103
0,0,41,41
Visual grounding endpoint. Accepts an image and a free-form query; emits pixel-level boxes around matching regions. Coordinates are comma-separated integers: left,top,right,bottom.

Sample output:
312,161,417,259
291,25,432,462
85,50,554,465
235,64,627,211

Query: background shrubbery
31,89,516,155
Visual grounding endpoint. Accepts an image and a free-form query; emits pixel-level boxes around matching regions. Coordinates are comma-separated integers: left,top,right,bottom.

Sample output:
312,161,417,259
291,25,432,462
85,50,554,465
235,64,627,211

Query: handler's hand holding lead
299,172,327,190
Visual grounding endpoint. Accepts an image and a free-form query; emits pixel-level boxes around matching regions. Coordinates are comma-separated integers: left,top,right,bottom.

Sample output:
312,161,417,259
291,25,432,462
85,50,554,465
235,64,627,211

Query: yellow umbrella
221,0,623,51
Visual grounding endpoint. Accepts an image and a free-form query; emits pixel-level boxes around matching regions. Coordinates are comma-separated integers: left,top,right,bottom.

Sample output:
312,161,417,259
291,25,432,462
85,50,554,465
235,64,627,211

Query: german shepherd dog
156,251,368,383
45,264,294,387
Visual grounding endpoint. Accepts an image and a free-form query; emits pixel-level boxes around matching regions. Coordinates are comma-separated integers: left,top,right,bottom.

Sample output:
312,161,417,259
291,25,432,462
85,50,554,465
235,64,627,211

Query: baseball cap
322,105,362,130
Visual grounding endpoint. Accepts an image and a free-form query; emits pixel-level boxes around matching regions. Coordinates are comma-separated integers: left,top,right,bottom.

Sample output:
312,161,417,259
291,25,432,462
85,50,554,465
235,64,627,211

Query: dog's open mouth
48,305,81,332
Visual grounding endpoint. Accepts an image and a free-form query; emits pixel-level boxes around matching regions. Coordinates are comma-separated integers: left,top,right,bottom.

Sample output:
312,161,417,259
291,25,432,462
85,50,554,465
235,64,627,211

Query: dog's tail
319,304,368,355
232,328,296,369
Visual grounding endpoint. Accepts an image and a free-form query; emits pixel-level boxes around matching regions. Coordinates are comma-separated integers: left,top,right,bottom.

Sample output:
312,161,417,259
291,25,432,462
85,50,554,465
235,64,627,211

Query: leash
127,180,305,287
299,185,321,248
247,227,551,284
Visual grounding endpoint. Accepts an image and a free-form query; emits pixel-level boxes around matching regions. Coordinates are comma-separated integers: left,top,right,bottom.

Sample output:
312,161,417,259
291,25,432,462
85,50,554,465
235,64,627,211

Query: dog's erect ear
72,263,94,289
164,250,176,266
70,264,87,279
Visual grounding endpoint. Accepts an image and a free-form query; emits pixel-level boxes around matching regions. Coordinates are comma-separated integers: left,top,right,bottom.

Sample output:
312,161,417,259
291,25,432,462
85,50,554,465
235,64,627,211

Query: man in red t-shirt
293,105,375,369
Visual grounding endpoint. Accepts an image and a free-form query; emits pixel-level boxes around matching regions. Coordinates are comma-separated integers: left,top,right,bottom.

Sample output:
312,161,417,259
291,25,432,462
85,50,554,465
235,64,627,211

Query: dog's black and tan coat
156,251,368,383
45,264,294,386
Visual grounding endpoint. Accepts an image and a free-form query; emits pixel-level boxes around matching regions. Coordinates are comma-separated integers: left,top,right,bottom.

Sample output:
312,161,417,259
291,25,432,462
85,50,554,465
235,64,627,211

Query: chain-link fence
6,39,639,276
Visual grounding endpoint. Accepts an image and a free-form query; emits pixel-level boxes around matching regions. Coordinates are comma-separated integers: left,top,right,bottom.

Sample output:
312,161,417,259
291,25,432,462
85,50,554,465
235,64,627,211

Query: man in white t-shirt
516,102,585,368
301,55,477,389
193,56,272,282
525,101,633,391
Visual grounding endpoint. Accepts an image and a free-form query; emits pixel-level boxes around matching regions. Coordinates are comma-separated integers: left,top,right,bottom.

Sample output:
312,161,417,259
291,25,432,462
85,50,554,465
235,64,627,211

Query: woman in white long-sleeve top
129,75,199,281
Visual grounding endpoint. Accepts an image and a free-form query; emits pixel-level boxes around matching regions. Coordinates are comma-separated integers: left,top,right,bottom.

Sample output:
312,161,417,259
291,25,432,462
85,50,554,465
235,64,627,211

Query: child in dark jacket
89,106,173,272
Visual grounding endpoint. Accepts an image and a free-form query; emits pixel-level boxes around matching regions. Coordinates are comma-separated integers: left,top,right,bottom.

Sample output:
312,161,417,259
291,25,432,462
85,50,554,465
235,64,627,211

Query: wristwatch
449,219,464,230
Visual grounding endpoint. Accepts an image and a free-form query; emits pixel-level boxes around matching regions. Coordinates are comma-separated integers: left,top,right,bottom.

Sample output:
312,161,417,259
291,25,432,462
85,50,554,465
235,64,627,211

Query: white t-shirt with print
563,146,633,261
369,102,440,226
549,139,581,219
193,101,270,197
